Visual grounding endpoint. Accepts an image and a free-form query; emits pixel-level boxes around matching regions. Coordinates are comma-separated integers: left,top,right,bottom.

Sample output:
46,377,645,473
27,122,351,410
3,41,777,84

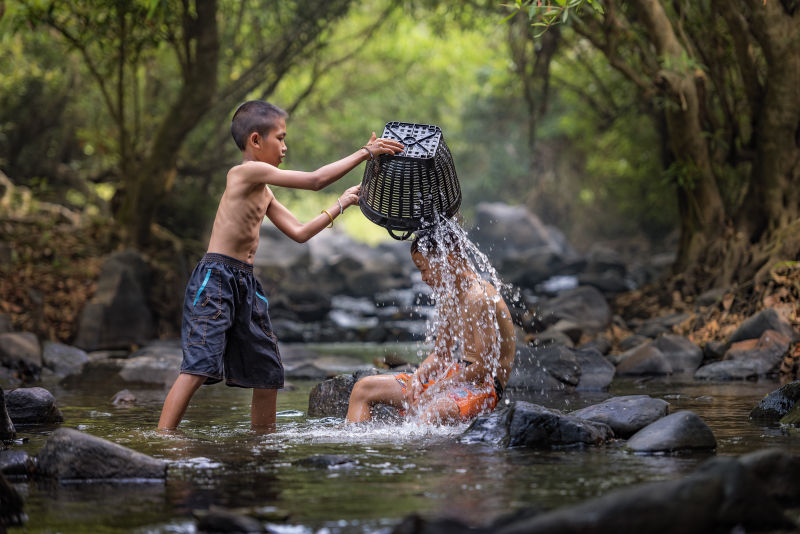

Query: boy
345,228,516,424
158,101,403,431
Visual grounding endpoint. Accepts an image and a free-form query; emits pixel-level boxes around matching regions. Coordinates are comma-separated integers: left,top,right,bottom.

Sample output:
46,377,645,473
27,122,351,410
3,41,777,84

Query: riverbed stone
36,427,167,480
5,387,63,425
653,335,703,373
694,359,763,380
626,410,716,453
617,334,650,352
0,387,15,440
614,343,672,376
0,472,24,528
749,380,800,420
194,505,265,533
42,341,89,377
461,401,613,449
0,314,12,334
729,308,796,344
308,373,358,418
0,331,42,380
573,348,614,391
506,344,581,392
571,395,669,438
723,329,791,373
117,341,182,387
111,389,137,406
539,286,611,334
0,450,34,477
295,454,358,468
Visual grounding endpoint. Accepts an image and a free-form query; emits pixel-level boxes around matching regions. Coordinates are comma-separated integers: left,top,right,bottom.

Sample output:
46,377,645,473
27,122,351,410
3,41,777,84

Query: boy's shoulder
227,160,278,182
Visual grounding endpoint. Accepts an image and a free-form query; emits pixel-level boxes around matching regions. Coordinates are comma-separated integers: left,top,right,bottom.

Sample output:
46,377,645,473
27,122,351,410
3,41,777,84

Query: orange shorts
395,366,499,421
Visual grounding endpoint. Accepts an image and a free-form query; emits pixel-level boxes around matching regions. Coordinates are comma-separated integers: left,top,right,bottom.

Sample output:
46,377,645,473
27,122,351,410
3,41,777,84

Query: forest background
0,0,798,342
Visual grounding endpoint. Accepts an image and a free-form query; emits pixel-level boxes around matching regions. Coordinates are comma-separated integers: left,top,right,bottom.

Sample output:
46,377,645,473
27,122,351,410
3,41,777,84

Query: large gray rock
573,348,615,391
652,335,703,373
506,344,580,392
0,450,33,477
36,427,167,480
724,329,791,371
118,341,182,387
738,448,800,505
729,308,796,344
42,341,89,377
571,395,669,438
308,374,359,418
626,410,716,453
0,331,42,379
461,401,613,449
614,343,672,376
6,387,63,425
74,250,155,351
0,387,15,440
694,359,764,381
749,380,800,421
539,286,611,334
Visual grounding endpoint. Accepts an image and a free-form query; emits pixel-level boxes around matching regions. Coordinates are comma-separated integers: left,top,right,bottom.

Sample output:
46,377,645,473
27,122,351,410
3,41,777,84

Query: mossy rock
750,381,800,421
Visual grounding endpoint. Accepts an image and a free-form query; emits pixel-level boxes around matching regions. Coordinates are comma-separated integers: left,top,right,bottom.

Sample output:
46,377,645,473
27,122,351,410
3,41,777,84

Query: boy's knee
350,376,379,402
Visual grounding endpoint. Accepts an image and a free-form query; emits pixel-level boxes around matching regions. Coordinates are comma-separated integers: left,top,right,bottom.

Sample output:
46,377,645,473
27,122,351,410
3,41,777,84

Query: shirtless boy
346,229,516,424
158,100,403,431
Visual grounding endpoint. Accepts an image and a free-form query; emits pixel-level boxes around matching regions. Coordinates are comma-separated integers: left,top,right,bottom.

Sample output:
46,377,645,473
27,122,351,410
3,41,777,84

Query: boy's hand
362,132,404,159
339,184,361,209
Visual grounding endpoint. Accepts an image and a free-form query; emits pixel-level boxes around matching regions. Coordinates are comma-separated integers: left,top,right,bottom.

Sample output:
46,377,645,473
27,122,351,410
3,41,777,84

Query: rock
652,335,703,373
111,389,137,406
723,329,791,374
703,340,726,362
486,455,792,534
36,427,167,480
0,472,25,528
6,387,63,425
729,308,796,344
194,505,265,533
285,362,336,381
0,314,12,334
42,341,89,377
626,410,716,453
617,334,650,352
506,344,581,392
573,348,615,391
738,448,800,505
635,321,670,338
470,202,573,259
694,359,764,381
0,332,42,380
576,272,631,294
295,454,357,468
461,401,613,449
307,374,358,418
117,341,183,386
391,513,474,534
539,286,611,334
577,336,611,355
614,343,672,376
749,380,800,420
571,395,669,438
0,387,15,440
74,249,155,351
0,450,33,477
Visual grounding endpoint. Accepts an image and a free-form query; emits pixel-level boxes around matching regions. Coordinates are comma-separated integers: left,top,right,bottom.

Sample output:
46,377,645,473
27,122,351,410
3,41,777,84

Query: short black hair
410,225,462,257
231,100,288,151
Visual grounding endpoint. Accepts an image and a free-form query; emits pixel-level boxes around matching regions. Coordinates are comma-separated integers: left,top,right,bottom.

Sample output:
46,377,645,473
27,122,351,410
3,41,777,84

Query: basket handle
387,228,413,241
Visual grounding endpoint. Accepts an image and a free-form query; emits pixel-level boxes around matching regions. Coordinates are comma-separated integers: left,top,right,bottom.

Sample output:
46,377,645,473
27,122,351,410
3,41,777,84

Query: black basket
359,121,461,240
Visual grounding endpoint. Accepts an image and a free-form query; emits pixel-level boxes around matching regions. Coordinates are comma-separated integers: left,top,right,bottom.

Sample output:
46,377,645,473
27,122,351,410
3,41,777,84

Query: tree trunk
117,0,219,248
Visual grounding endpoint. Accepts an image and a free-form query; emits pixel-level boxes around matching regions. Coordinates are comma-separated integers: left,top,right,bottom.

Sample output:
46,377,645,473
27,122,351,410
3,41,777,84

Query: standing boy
158,101,403,431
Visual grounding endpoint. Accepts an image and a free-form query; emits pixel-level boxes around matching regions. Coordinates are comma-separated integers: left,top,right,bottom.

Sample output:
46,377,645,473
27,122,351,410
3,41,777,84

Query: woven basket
359,122,461,240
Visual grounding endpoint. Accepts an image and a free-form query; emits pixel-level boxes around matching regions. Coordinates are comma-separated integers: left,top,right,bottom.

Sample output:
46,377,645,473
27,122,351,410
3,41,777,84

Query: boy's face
412,250,440,288
254,117,287,166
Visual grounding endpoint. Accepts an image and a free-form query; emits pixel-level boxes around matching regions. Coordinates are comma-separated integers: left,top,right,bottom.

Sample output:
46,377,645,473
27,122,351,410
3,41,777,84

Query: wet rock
571,395,669,438
42,341,89,377
36,427,167,480
626,410,716,453
694,359,763,381
486,455,791,534
729,308,796,344
0,450,34,477
749,380,800,421
118,341,182,387
652,335,703,373
617,334,650,352
0,472,25,528
194,505,265,533
0,332,42,380
461,401,613,449
6,387,63,425
111,389,137,406
506,344,580,392
539,286,611,334
573,348,614,391
0,387,15,440
723,329,791,373
614,343,672,376
738,448,800,505
577,336,611,355
703,340,726,362
74,249,155,351
295,454,357,468
308,374,358,418
530,328,575,348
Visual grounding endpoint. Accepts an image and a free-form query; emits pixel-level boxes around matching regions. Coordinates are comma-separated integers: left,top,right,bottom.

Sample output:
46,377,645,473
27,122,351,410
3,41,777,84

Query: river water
9,341,800,534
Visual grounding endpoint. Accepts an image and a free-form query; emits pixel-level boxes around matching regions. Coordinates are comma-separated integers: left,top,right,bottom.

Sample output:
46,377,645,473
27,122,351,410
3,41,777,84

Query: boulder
74,250,155,351
0,387,15,440
626,410,716,453
0,472,24,528
571,395,669,438
308,374,358,418
36,427,167,480
749,380,800,421
738,448,800,505
614,343,672,376
111,389,137,406
6,387,63,425
729,308,796,344
506,344,580,392
723,329,791,373
194,505,265,533
0,331,42,380
539,286,611,334
0,450,33,477
573,348,615,391
470,202,571,259
0,314,12,334
694,359,764,381
617,334,650,352
461,401,613,449
42,341,89,377
117,341,182,387
652,335,703,373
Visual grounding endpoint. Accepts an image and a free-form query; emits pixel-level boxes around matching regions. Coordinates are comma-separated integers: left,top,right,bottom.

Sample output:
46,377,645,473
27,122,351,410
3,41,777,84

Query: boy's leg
158,373,207,429
416,394,461,425
251,388,278,433
346,375,406,423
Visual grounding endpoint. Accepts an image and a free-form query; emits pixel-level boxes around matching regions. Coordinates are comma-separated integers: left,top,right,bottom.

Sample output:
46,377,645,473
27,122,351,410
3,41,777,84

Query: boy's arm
237,133,403,190
266,184,360,243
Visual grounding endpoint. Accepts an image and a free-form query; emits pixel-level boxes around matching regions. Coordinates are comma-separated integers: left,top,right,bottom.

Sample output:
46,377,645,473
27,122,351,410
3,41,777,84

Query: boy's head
410,226,464,288
231,101,288,163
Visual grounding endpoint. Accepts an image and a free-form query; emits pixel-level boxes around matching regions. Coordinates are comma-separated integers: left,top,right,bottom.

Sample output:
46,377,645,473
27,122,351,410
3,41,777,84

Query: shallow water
9,347,800,534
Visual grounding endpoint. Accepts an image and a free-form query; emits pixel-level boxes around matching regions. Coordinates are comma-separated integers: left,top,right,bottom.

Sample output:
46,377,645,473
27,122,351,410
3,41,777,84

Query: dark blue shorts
180,253,283,389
